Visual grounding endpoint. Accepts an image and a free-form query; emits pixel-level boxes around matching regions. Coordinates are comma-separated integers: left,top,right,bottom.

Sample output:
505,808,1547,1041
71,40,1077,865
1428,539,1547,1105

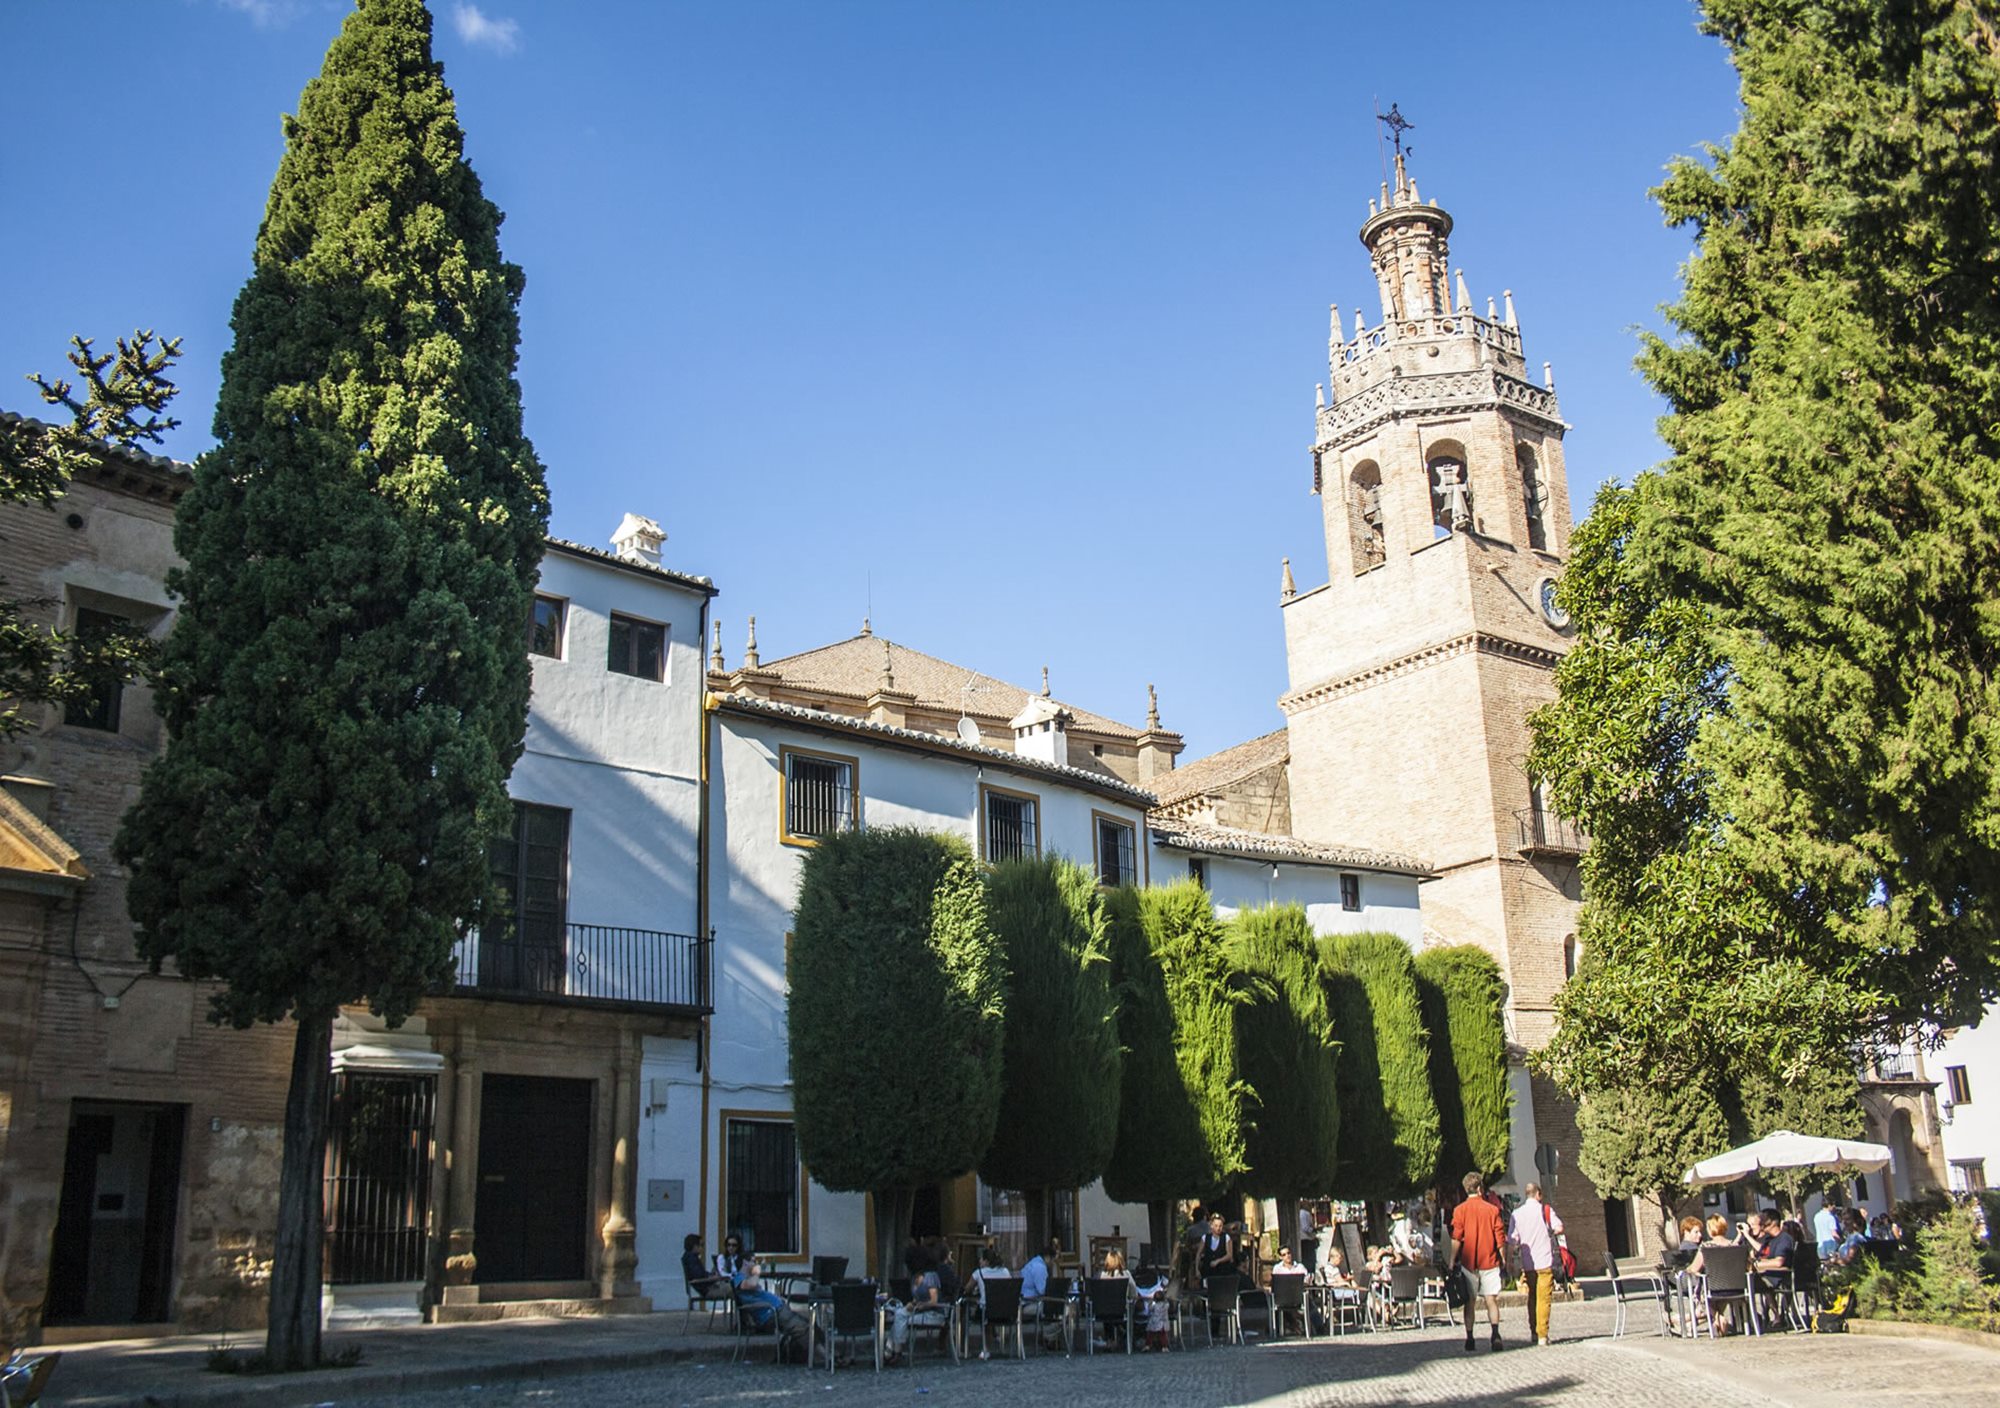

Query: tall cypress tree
1101,881,1250,1253
979,856,1123,1247
115,0,546,1367
1321,933,1440,1201
1226,904,1340,1202
1414,945,1512,1185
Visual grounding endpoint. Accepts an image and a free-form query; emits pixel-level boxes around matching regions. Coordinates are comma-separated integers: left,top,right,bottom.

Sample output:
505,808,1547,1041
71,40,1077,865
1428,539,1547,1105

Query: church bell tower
1279,149,1608,1255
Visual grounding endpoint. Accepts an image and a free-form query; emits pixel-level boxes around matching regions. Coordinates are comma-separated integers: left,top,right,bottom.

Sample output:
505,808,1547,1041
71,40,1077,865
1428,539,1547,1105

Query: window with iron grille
1188,857,1208,889
1339,873,1361,912
725,1117,801,1257
324,1071,436,1284
62,607,130,732
526,594,566,658
781,749,856,844
1948,1065,1973,1105
607,612,665,681
982,786,1038,863
1094,814,1136,886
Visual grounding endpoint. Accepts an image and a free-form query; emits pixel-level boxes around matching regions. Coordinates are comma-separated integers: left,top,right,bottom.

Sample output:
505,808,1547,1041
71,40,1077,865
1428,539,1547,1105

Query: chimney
1008,695,1072,767
610,513,664,567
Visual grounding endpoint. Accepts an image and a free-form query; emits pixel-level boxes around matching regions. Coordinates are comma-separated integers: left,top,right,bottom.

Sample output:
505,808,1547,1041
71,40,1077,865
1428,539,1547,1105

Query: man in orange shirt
1451,1171,1507,1351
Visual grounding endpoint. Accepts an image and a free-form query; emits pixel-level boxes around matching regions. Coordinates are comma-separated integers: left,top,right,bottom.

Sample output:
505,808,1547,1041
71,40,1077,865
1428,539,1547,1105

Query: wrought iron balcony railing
449,923,712,1013
1515,806,1588,857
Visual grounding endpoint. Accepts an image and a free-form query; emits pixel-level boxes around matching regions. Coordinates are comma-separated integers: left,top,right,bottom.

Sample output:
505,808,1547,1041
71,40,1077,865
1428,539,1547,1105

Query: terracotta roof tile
1149,821,1431,877
1149,728,1290,808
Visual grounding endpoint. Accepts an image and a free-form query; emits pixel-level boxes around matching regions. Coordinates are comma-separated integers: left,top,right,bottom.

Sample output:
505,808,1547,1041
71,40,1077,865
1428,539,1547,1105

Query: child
1133,1263,1173,1352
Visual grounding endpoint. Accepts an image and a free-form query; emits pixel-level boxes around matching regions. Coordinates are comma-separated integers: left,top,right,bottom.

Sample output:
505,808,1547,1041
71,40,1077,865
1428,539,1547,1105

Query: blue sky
0,1,1740,763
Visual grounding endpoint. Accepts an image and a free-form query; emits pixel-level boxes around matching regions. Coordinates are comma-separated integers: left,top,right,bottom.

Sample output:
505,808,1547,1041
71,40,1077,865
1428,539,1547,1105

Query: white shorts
1461,1266,1502,1298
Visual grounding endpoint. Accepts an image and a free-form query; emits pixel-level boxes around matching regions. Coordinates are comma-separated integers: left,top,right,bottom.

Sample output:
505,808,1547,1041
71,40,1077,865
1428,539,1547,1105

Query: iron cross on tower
1377,102,1415,161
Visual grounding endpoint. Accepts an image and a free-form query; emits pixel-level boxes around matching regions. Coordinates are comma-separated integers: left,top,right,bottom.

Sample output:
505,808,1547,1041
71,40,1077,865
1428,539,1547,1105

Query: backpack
1542,1203,1578,1281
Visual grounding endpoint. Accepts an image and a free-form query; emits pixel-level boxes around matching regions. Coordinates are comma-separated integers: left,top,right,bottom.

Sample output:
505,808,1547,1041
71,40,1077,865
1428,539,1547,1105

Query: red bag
1544,1203,1577,1280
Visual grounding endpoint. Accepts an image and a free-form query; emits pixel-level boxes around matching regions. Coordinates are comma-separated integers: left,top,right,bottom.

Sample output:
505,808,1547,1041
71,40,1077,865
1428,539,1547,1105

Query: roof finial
1487,294,1498,321
1145,683,1160,730
1281,556,1297,601
1040,666,1050,697
1543,360,1557,392
860,614,872,637
743,615,760,669
710,618,724,673
1315,383,1326,409
1503,289,1518,329
880,638,895,691
1455,268,1472,314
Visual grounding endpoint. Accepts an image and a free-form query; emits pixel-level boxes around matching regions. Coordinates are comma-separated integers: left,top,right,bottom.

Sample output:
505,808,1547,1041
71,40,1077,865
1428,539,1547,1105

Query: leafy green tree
1577,1079,1727,1251
789,828,1006,1279
1225,904,1339,1201
1538,0,2000,1089
1102,880,1250,1253
1,333,180,735
1321,933,1440,1200
1729,1055,1864,1208
1413,945,1512,1185
114,0,547,1367
979,855,1123,1248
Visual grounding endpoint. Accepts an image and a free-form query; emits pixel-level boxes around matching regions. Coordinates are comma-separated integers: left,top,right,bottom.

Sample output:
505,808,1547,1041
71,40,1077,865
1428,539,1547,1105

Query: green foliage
0,333,180,737
116,0,548,1030
1538,0,2000,1088
978,855,1123,1194
1321,932,1439,1199
1832,1201,2000,1333
1224,904,1339,1198
1413,945,1512,1183
790,828,1006,1192
1575,1079,1727,1225
1728,1055,1864,1204
1101,880,1249,1204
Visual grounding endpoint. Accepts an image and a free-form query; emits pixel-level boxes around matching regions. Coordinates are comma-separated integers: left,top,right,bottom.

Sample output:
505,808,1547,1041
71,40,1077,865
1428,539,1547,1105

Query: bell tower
1279,150,1606,1253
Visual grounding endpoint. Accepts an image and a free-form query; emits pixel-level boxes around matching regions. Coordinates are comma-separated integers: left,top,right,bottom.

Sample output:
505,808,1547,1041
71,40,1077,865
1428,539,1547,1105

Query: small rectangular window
982,786,1039,863
1094,813,1136,887
1188,857,1208,889
1951,1159,1986,1193
725,1117,801,1257
62,607,129,733
781,749,857,844
607,612,665,681
1948,1066,1973,1105
1339,873,1361,912
526,595,566,658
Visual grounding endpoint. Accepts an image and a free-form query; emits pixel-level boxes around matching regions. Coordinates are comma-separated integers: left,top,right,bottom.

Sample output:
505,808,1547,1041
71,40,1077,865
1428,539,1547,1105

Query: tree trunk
265,1007,334,1370
874,1187,915,1286
1275,1197,1300,1258
1146,1199,1171,1265
1024,1186,1051,1255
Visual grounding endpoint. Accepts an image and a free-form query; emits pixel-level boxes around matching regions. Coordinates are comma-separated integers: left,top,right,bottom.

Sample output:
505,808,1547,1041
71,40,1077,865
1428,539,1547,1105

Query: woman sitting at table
1676,1216,1705,1255
884,1245,947,1366
1834,1208,1869,1264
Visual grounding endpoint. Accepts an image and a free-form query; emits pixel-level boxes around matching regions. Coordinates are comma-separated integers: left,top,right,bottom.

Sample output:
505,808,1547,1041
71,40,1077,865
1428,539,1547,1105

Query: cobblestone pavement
331,1297,2000,1408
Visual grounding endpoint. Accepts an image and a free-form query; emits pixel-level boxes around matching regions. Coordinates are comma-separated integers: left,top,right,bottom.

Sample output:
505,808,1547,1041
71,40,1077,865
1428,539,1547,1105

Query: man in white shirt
1506,1183,1564,1346
1297,1204,1319,1274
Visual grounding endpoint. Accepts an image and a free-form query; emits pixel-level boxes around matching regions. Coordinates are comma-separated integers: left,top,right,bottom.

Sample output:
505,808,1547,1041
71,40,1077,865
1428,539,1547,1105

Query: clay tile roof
1149,820,1432,878
1148,728,1290,808
1,409,192,478
754,634,1146,740
544,537,717,596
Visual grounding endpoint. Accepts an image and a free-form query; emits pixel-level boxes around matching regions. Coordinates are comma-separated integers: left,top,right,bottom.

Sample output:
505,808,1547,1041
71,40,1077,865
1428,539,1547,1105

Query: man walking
1508,1181,1563,1346
1452,1171,1507,1351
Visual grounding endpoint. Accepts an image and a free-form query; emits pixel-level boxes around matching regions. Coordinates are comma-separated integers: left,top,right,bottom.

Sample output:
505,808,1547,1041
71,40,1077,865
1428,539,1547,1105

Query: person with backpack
1451,1172,1508,1352
1507,1181,1565,1346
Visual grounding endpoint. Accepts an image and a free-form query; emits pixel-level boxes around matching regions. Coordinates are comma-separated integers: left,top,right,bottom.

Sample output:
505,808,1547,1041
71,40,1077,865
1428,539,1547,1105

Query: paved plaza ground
53,1291,1999,1408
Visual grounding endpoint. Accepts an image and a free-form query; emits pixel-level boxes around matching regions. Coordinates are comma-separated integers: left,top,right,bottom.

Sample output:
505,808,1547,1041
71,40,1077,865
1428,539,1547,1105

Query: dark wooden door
474,1074,591,1282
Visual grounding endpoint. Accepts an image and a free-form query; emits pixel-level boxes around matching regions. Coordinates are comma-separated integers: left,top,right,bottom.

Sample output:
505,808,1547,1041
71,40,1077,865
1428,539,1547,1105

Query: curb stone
1843,1318,2000,1353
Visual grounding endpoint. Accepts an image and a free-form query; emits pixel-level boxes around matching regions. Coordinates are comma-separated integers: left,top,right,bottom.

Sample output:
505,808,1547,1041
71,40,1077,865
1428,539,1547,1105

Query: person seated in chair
1021,1237,1067,1345
732,1255,810,1361
682,1233,730,1299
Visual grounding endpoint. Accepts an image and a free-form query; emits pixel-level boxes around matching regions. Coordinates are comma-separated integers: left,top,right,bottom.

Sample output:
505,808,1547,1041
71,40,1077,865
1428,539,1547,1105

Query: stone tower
1279,153,1610,1256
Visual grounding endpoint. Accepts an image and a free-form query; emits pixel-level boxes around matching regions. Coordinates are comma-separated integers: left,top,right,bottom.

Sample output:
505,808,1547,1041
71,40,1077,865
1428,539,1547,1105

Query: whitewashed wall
706,708,1152,1274
1937,1011,2000,1193
1153,846,1425,944
513,547,709,1305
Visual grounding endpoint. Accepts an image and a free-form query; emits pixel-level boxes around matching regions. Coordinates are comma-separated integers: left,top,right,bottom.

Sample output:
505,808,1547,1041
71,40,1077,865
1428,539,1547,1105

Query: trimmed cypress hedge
1225,904,1340,1198
1102,880,1249,1207
1320,932,1441,1199
1412,945,1511,1185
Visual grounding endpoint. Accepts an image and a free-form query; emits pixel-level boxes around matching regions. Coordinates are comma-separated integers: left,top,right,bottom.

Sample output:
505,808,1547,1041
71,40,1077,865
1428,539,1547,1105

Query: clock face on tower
1537,576,1571,631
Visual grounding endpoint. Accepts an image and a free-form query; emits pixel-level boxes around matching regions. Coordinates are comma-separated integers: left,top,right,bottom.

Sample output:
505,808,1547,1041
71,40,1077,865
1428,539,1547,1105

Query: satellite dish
956,717,982,745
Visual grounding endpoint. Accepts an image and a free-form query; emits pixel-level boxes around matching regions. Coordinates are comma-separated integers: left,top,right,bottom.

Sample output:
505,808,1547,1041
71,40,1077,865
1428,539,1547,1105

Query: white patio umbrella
1683,1129,1892,1187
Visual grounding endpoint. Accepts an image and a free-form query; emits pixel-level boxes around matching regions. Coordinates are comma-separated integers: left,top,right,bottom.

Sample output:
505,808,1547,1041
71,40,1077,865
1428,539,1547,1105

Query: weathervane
1377,102,1415,161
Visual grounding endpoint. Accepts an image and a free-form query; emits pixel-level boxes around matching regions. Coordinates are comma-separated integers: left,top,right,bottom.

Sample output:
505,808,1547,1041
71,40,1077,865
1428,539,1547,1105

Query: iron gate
324,1070,436,1285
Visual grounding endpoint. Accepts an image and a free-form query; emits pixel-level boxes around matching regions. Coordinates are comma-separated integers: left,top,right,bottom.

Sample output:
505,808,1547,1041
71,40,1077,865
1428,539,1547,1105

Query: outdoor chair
1190,1272,1243,1346
1782,1249,1820,1331
1133,1269,1184,1349
1383,1264,1426,1329
816,1280,881,1373
969,1275,1027,1360
731,1288,797,1364
683,1274,731,1333
1027,1274,1074,1355
1321,1282,1366,1335
1692,1244,1761,1338
811,1255,849,1288
1604,1253,1670,1338
1268,1274,1312,1342
1084,1276,1133,1354
0,1351,58,1408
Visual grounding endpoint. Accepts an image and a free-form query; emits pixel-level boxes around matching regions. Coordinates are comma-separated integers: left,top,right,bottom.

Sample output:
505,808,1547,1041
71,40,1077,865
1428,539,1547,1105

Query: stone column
599,1032,639,1300
441,1033,480,1306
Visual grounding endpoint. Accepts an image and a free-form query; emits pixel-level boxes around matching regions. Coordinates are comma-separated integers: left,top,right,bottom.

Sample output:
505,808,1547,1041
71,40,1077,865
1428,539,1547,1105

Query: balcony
1515,806,1588,858
1867,1050,1920,1083
449,923,712,1014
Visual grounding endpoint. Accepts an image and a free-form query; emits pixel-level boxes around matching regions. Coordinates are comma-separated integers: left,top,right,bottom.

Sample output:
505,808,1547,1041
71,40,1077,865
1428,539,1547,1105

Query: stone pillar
440,1036,480,1306
599,1034,639,1300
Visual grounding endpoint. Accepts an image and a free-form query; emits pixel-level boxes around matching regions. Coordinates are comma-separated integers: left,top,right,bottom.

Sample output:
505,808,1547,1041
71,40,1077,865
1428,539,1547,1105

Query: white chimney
610,513,665,567
1008,695,1072,766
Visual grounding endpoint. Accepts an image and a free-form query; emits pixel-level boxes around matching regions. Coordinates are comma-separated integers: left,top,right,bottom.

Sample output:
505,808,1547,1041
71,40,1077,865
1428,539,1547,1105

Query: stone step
431,1295,653,1324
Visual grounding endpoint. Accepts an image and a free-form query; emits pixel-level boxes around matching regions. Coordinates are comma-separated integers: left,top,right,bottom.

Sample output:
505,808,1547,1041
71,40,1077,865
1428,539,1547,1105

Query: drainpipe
696,657,715,1249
